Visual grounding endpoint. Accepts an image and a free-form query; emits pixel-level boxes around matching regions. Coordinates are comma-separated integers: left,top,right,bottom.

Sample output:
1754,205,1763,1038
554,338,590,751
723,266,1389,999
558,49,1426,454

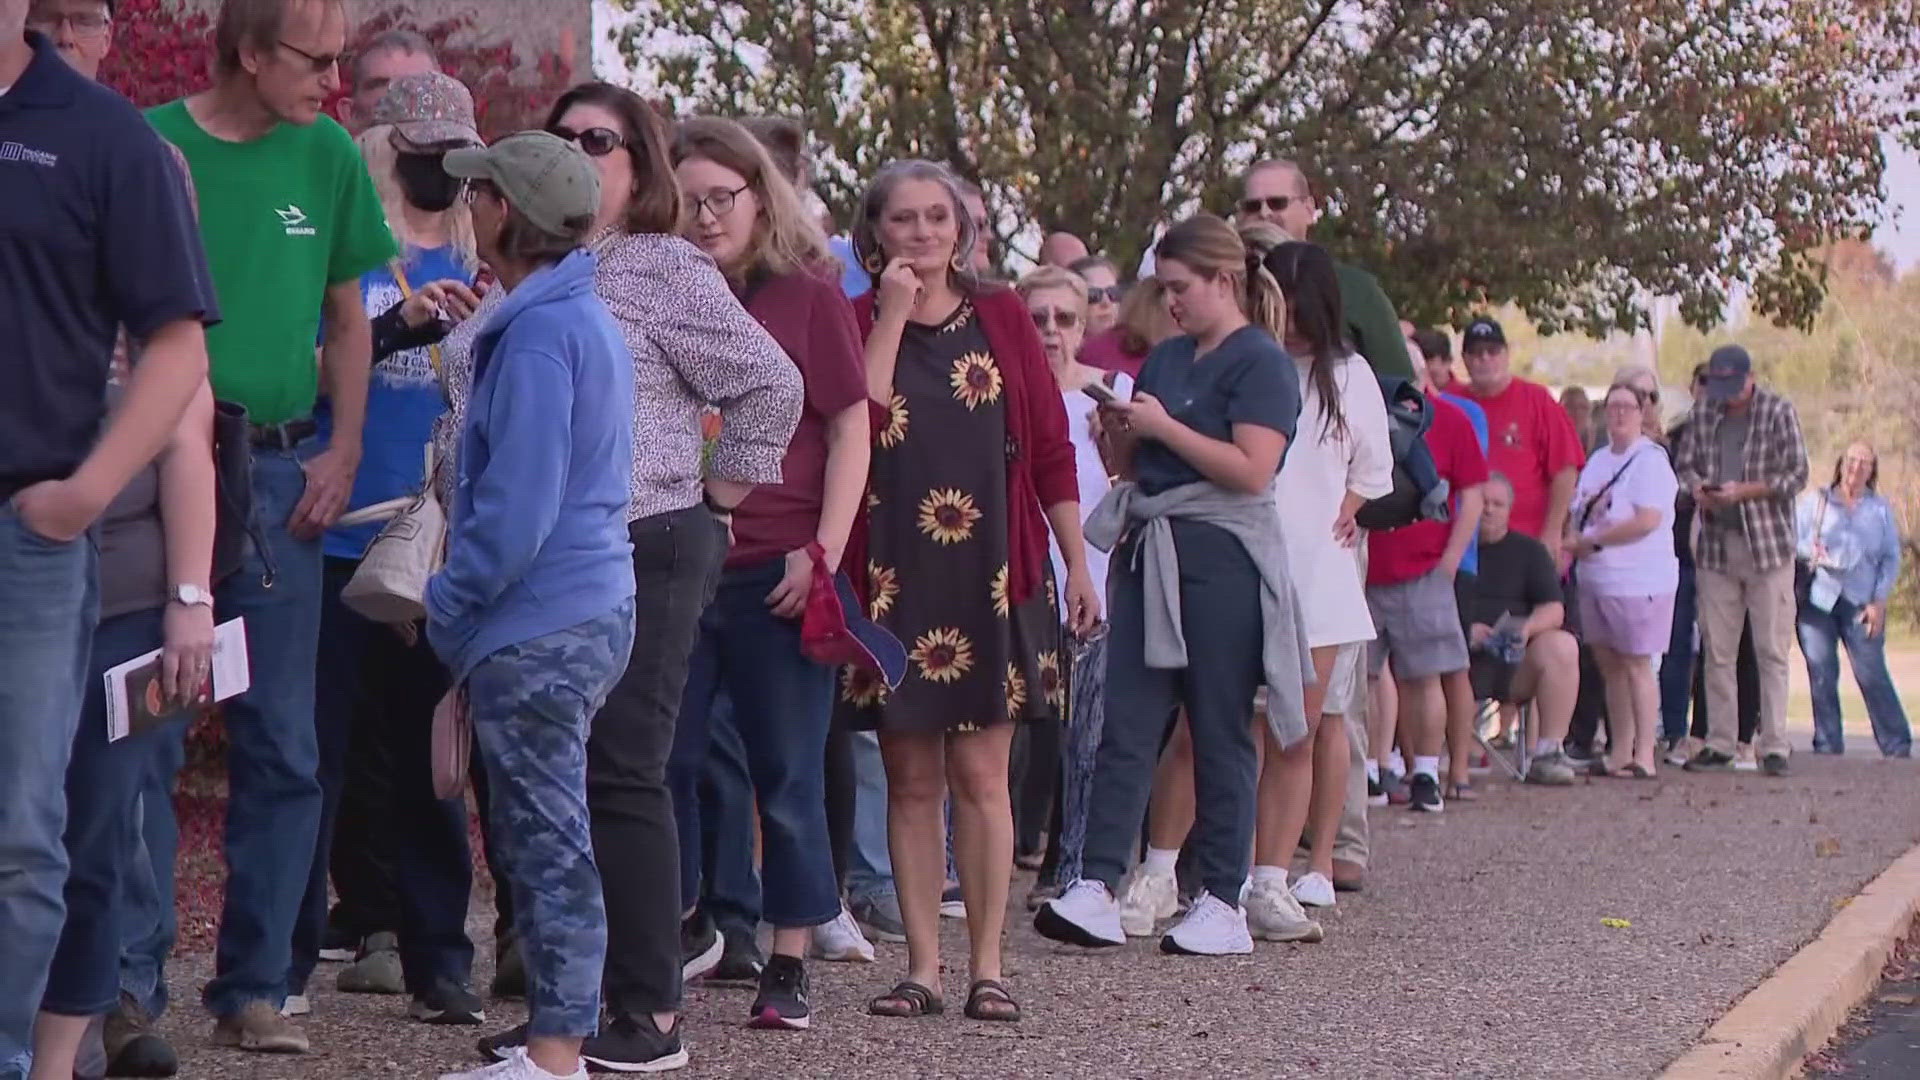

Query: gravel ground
151,752,1920,1080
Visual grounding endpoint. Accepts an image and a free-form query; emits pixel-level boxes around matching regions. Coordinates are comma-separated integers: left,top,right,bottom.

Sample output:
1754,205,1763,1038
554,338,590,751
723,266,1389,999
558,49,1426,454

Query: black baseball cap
1462,316,1506,352
1701,344,1753,403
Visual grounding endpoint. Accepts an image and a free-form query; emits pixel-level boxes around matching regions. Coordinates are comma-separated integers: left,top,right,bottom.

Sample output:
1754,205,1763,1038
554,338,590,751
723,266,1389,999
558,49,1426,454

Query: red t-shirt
726,265,868,568
1078,326,1146,379
1460,376,1585,539
1367,393,1490,587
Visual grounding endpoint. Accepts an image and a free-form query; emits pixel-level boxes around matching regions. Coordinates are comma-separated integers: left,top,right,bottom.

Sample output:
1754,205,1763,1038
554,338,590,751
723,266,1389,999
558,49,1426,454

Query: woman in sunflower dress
841,161,1100,1024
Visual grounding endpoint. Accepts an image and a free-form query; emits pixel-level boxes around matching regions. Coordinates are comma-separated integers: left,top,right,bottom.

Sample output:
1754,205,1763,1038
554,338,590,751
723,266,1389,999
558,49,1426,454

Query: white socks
1250,864,1289,891
1386,750,1407,775
1535,738,1561,758
1413,755,1440,781
1365,759,1381,783
1143,847,1179,875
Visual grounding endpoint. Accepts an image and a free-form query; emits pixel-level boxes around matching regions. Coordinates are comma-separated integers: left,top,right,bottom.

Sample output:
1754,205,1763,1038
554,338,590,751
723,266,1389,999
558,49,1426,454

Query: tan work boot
211,1000,310,1053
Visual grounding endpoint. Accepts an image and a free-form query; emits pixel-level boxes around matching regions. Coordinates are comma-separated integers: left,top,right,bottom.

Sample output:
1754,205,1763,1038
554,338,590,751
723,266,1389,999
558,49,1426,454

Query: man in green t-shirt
146,0,394,1054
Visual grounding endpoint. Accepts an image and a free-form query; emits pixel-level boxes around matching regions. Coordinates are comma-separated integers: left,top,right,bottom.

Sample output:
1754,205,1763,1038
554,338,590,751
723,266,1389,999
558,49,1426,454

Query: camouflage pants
469,602,635,1037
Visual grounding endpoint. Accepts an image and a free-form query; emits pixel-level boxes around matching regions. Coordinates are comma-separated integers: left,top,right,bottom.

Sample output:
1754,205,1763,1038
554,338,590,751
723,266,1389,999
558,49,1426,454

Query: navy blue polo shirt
0,32,217,501
1132,325,1301,495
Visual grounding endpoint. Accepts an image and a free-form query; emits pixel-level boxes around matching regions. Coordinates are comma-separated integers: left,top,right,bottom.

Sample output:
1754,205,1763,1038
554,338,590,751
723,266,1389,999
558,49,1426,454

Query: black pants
589,506,725,1018
293,557,470,995
1567,644,1609,753
824,720,855,890
1012,716,1063,860
1692,615,1760,743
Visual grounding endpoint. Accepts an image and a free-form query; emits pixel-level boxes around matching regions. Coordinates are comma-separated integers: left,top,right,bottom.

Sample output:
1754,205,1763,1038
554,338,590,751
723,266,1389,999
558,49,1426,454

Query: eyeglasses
276,39,341,74
1086,285,1124,304
1239,195,1297,216
1030,309,1080,331
1603,400,1642,413
548,125,625,157
26,10,111,35
683,183,750,220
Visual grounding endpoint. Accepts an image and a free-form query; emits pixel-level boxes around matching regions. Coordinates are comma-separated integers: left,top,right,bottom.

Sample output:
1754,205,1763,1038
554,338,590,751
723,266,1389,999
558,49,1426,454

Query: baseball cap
1701,344,1753,403
799,544,907,688
369,72,481,150
1462,316,1506,352
443,131,601,238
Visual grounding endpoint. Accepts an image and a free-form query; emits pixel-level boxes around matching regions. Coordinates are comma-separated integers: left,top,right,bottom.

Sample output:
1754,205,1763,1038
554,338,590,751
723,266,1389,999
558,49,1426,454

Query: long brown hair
543,82,681,236
1152,214,1286,341
671,116,829,281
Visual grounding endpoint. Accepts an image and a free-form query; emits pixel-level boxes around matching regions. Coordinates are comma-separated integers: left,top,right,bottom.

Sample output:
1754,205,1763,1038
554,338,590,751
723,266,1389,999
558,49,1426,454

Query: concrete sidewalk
156,753,1920,1079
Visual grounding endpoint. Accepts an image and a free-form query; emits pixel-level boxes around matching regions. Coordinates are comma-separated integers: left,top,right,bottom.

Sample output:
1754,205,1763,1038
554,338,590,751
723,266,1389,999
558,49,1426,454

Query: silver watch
170,584,213,608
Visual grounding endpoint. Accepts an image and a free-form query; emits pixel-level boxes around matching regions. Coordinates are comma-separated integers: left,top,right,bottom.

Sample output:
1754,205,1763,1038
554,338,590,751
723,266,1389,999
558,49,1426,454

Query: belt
249,419,317,451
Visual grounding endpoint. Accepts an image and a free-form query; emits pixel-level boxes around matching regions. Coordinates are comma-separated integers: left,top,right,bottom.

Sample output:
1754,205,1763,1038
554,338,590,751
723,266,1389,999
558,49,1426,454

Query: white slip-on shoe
1116,865,1180,938
1034,879,1125,947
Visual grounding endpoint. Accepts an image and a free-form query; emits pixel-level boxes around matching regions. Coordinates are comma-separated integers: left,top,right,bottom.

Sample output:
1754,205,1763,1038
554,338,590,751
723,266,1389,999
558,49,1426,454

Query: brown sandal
964,979,1021,1023
869,980,943,1018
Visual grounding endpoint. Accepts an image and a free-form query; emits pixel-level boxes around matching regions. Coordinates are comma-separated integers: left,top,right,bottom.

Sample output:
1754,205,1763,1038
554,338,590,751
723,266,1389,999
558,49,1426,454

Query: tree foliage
620,0,1920,335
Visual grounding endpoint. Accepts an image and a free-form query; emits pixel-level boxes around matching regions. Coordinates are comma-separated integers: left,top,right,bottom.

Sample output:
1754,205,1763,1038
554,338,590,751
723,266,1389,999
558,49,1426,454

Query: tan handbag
430,684,471,800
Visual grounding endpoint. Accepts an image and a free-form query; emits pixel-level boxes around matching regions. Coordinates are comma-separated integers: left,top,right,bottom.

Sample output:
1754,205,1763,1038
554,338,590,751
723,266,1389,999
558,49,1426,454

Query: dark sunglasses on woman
1086,285,1124,304
1030,309,1079,331
548,125,625,157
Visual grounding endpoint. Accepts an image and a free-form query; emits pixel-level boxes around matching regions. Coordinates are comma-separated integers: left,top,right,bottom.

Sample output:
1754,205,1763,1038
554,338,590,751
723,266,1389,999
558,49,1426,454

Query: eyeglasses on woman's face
683,182,750,221
548,125,625,158
1030,307,1080,331
1086,285,1124,305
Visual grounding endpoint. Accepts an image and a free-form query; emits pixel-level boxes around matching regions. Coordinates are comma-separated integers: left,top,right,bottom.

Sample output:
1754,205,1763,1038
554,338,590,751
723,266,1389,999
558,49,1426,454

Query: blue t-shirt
828,235,870,299
317,243,470,558
1133,326,1300,495
1441,391,1489,575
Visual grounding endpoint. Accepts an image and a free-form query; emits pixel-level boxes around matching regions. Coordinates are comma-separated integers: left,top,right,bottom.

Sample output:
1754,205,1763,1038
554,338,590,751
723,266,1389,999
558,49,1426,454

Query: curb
1659,840,1920,1080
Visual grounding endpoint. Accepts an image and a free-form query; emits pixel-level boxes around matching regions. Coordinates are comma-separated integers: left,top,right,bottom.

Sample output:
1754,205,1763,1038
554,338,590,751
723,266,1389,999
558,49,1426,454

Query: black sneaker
711,927,765,985
582,1012,689,1073
682,909,723,983
1366,774,1387,807
103,993,177,1078
1684,748,1736,772
1563,742,1597,766
1408,773,1444,813
747,955,811,1030
1762,753,1791,777
408,980,486,1025
317,918,358,963
475,1022,527,1062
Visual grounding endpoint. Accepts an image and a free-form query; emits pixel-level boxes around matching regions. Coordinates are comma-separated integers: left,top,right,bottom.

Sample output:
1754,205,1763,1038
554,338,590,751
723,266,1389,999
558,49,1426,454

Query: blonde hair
673,116,830,282
1014,265,1089,316
1153,214,1285,340
1117,278,1180,354
1236,219,1294,255
353,125,478,274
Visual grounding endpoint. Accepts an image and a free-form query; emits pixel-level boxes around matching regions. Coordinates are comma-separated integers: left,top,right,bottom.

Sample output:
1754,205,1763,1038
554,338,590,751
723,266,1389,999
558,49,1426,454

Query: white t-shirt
1052,373,1132,606
1572,436,1679,596
1275,353,1393,648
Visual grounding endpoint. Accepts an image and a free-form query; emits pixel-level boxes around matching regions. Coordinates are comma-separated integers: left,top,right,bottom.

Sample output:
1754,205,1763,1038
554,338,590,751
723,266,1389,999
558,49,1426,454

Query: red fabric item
845,286,1075,609
1367,392,1491,587
1459,376,1586,540
727,266,870,568
1079,326,1146,379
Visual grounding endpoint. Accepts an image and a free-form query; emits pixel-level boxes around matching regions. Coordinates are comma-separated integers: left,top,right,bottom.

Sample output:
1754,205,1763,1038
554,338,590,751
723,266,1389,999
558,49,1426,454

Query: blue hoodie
426,248,636,680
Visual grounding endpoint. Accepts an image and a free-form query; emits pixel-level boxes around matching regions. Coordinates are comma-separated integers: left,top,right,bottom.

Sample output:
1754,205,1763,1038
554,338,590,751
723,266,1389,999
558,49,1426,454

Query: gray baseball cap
369,72,480,150
443,131,601,238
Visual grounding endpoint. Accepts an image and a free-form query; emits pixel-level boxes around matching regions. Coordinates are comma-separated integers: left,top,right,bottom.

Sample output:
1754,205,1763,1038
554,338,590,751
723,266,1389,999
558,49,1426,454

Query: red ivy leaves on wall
96,0,213,108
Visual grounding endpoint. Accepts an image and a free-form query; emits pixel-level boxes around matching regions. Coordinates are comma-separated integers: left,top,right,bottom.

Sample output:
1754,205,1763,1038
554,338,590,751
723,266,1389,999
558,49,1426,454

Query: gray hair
350,28,437,90
850,160,980,293
1484,472,1515,498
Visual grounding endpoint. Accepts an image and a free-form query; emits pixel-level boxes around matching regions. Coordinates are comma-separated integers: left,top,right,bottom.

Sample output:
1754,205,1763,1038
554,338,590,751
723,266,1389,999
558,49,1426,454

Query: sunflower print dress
839,299,1062,734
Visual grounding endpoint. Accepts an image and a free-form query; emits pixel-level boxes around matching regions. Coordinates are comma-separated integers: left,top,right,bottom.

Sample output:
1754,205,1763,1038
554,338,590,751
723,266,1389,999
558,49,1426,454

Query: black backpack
1354,376,1451,531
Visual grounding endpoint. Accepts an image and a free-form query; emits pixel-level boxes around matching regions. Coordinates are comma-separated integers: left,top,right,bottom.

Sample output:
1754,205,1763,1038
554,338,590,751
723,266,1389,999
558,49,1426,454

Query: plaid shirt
1673,386,1808,572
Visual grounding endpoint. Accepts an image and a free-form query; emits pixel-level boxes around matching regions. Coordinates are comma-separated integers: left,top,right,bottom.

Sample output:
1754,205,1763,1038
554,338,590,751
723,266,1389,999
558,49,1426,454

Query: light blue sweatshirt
426,248,636,680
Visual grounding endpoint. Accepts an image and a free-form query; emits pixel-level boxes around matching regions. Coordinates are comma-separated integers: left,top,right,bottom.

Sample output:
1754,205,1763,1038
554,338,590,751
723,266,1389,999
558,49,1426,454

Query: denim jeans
205,444,326,1017
292,559,470,997
0,506,98,1080
668,559,840,929
1659,561,1698,743
45,609,181,1017
119,721,186,1018
697,691,764,935
471,603,635,1038
845,731,895,905
1798,599,1914,757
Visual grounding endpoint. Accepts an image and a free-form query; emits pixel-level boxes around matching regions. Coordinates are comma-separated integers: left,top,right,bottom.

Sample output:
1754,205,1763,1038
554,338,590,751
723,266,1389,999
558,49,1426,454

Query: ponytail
1244,262,1287,342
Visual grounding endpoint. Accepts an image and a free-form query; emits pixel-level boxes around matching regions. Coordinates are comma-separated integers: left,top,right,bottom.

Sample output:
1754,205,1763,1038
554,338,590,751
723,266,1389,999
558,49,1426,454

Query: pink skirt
1578,591,1676,657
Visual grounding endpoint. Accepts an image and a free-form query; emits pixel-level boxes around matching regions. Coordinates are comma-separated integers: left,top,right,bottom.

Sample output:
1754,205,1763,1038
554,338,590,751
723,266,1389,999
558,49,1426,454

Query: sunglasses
1086,285,1124,304
548,125,625,157
1239,195,1296,215
1030,309,1080,331
276,39,341,75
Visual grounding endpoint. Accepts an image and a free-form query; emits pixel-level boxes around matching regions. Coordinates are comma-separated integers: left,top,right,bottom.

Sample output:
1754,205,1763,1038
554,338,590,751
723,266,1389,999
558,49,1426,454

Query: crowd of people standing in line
2,1,1913,1079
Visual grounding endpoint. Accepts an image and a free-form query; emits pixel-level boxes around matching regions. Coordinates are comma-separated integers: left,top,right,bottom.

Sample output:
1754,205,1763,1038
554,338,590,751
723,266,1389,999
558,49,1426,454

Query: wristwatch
169,584,213,609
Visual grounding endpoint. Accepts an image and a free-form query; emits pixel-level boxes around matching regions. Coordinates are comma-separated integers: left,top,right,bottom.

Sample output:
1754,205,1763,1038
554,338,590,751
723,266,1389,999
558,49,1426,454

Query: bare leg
29,1012,88,1080
1253,646,1339,869
526,1037,584,1077
1626,656,1661,773
1523,630,1581,746
1146,715,1197,851
879,730,951,992
1306,707,1347,877
1441,669,1477,788
1368,672,1397,773
947,725,1017,985
1593,644,1633,772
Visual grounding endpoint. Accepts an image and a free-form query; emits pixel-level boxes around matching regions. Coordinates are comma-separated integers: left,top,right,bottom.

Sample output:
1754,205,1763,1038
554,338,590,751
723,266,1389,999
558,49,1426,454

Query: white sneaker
1290,871,1337,909
1734,744,1760,772
1116,865,1180,938
1243,880,1325,943
439,1046,586,1080
281,994,311,1017
1664,737,1695,767
1034,879,1125,947
1158,891,1253,956
809,906,876,963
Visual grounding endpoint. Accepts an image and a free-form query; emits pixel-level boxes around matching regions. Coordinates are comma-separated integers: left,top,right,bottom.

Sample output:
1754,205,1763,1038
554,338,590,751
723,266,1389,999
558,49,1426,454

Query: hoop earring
864,252,884,273
950,252,967,273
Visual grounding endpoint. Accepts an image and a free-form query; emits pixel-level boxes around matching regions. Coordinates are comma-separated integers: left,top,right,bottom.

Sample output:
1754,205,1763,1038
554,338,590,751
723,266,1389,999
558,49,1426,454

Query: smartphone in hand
1082,379,1122,406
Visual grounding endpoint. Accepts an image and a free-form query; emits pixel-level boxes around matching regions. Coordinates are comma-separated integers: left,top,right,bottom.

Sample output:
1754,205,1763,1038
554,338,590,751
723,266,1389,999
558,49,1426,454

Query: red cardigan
848,286,1077,607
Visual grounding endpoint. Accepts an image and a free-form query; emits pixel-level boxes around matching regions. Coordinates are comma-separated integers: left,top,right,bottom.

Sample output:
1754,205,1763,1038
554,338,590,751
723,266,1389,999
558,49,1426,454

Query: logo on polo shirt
276,204,315,236
0,141,58,167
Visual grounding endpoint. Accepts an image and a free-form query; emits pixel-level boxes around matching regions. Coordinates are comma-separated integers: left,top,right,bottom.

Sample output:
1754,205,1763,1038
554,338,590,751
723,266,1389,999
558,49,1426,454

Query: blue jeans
668,559,839,929
697,691,763,935
45,609,182,1017
1798,599,1914,757
1659,561,1698,743
846,731,894,904
0,506,97,1080
204,445,325,1017
119,722,187,1018
471,603,634,1038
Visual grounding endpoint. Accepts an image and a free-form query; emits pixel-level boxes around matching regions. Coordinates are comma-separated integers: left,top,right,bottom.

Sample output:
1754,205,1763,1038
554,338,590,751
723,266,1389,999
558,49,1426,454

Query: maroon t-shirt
726,264,868,568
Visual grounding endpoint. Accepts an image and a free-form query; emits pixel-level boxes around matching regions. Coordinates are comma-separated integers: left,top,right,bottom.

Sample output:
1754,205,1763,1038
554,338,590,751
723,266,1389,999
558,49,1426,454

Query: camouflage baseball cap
370,72,480,150
444,131,601,238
